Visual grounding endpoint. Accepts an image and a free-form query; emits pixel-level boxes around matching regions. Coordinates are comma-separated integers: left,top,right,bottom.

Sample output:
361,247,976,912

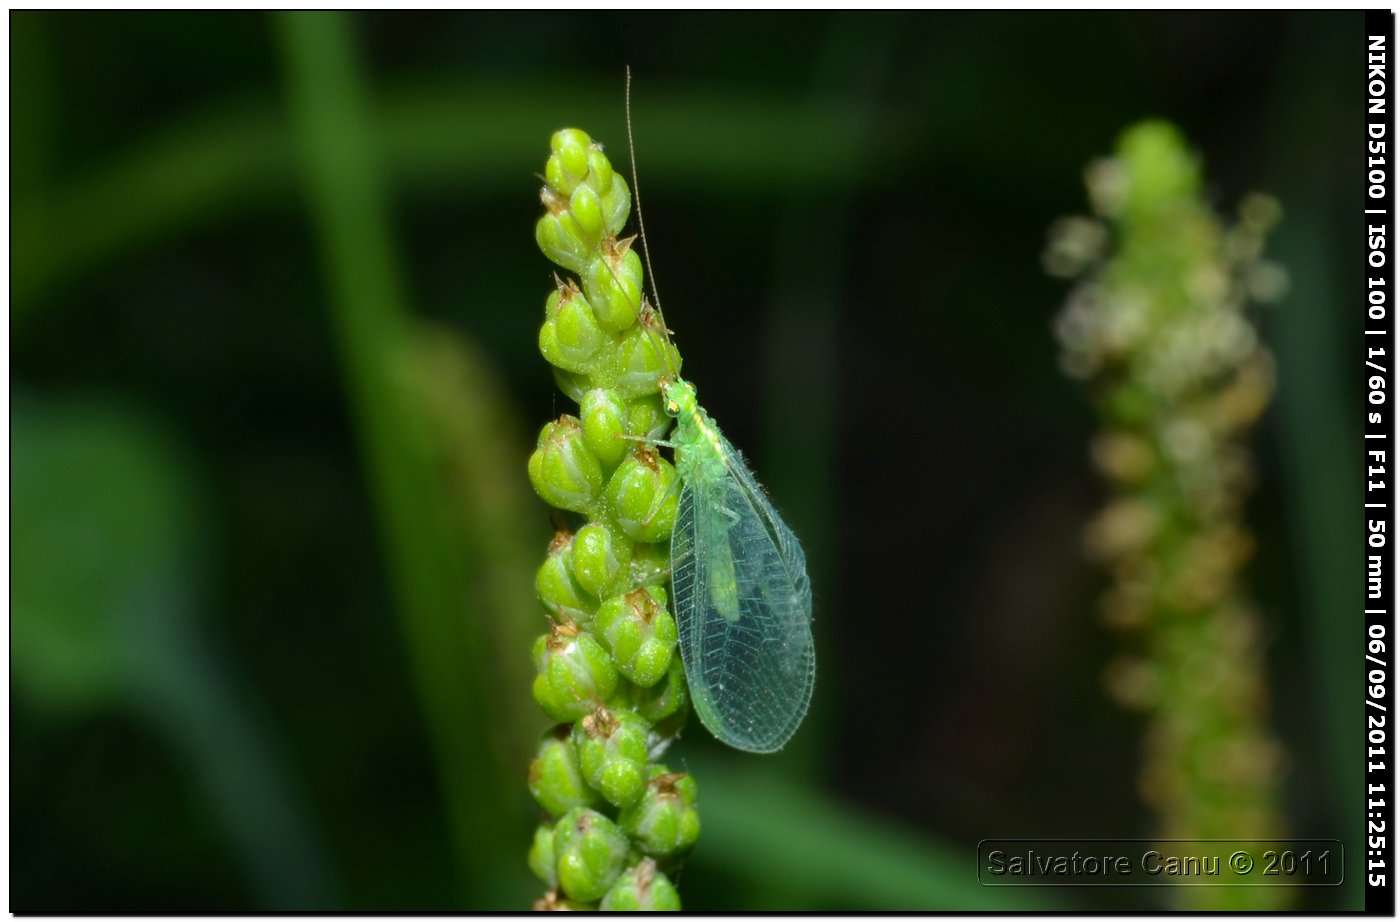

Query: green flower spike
599,858,682,911
1049,120,1288,912
553,806,630,903
595,585,678,688
573,706,652,809
528,725,601,816
617,766,700,857
527,126,695,909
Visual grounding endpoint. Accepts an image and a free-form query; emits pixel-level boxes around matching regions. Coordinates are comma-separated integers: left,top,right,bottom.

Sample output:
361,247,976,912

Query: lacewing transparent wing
620,78,812,752
669,404,815,753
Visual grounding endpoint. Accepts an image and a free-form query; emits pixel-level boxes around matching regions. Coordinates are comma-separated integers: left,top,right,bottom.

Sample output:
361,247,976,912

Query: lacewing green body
661,379,815,753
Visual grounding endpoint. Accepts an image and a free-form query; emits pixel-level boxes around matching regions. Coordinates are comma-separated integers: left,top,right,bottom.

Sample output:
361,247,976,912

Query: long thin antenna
625,66,667,329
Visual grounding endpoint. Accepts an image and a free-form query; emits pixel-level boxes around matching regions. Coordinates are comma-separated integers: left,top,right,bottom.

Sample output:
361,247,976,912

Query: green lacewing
623,70,816,752
658,377,816,753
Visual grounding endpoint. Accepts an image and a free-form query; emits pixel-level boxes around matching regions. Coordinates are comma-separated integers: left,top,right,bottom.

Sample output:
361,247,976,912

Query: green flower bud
1116,120,1201,221
540,282,605,374
528,724,600,816
550,128,592,152
604,321,678,399
1108,380,1154,426
629,657,689,725
553,367,590,405
553,806,629,903
617,767,700,857
545,154,573,199
580,389,630,471
532,890,595,912
628,540,671,587
587,147,614,193
606,447,679,543
626,394,671,442
550,129,593,188
571,522,632,599
597,170,631,238
536,203,592,275
536,530,594,626
533,626,619,722
595,585,677,688
583,243,644,334
529,822,559,886
598,858,681,911
573,707,652,809
529,416,603,514
569,183,606,249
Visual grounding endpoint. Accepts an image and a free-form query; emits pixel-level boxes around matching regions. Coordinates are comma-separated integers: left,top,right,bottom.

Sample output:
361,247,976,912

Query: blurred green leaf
12,397,198,714
12,394,337,908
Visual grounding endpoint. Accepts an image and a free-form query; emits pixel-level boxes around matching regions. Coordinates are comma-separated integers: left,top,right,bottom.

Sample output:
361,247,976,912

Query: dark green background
11,10,1363,911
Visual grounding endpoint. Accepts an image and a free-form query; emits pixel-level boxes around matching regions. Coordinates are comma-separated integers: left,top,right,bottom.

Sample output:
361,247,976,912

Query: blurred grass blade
1259,20,1363,907
275,11,528,905
13,83,899,320
1267,195,1364,906
399,321,545,783
12,97,291,317
689,753,1057,910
